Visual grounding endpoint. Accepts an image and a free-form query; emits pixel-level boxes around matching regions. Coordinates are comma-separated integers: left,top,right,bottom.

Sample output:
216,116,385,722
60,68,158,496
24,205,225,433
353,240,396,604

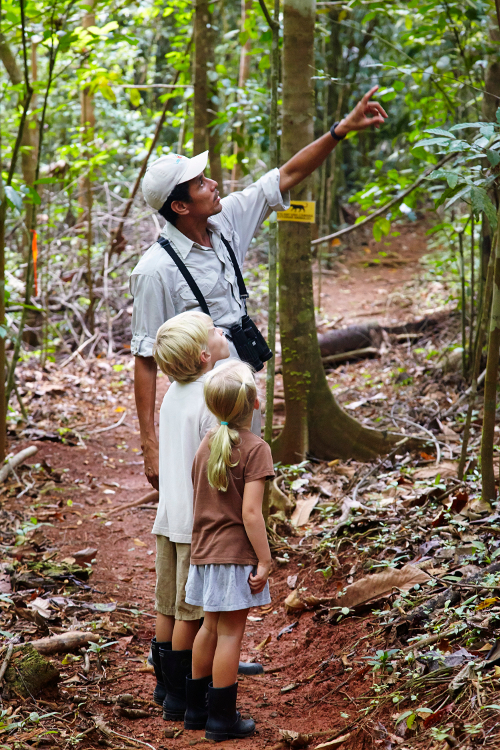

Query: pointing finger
362,84,379,103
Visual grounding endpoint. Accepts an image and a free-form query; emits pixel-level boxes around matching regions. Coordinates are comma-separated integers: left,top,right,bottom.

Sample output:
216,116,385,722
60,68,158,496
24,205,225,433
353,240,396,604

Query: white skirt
185,563,271,612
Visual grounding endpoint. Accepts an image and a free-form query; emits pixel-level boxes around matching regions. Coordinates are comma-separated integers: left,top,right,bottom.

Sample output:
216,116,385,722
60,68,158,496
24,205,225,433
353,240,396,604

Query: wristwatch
330,121,346,141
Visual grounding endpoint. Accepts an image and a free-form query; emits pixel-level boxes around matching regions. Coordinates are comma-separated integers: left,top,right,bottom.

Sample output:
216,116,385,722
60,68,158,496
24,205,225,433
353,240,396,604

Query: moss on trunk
3,644,59,698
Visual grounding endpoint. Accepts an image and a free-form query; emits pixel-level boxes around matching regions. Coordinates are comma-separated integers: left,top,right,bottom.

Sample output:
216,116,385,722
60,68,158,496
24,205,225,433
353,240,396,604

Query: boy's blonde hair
153,311,212,384
204,360,256,491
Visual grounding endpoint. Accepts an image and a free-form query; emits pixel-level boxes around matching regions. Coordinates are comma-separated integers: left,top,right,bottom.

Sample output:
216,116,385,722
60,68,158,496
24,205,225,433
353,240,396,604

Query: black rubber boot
238,661,263,675
184,674,211,730
151,638,171,706
205,682,255,742
160,648,192,721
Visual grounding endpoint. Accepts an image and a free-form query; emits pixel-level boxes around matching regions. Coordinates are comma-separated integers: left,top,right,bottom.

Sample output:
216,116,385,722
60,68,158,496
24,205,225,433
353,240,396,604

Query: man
131,85,387,492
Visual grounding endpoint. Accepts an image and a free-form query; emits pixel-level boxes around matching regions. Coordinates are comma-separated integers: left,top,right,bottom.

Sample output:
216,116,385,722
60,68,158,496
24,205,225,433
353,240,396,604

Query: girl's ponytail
204,362,256,491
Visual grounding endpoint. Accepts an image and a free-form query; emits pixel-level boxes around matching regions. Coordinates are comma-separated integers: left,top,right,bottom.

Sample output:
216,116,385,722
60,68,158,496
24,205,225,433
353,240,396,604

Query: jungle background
2,1,500,749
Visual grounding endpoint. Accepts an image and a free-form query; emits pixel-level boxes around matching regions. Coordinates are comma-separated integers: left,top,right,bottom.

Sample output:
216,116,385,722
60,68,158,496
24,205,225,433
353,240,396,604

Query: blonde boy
150,311,229,720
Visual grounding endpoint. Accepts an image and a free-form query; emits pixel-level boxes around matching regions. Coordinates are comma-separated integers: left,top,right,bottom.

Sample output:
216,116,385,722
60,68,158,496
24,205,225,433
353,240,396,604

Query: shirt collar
161,219,223,261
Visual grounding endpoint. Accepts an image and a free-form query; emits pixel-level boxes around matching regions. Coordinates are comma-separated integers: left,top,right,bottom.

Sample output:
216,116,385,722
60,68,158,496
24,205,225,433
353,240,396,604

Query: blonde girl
184,360,274,742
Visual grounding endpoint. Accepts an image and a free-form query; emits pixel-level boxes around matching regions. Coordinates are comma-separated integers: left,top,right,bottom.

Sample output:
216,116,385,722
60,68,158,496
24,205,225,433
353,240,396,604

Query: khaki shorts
155,535,203,621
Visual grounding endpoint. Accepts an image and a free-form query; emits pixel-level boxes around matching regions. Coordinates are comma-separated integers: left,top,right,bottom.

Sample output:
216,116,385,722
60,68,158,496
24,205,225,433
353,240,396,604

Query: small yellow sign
277,200,316,224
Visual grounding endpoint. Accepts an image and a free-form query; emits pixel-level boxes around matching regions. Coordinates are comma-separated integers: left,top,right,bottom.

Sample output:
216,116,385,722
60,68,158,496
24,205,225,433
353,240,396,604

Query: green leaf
449,122,483,131
393,80,405,92
434,183,463,209
4,186,22,211
424,128,455,138
99,84,116,102
129,88,141,107
470,187,498,230
412,137,454,149
486,149,500,167
373,222,382,242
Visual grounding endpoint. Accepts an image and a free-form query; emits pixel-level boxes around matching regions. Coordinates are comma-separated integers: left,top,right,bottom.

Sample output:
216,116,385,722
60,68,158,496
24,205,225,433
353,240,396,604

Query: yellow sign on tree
277,200,316,223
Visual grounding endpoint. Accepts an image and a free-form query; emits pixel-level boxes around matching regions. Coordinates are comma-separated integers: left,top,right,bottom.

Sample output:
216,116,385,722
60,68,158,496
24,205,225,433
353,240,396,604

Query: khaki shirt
130,168,289,357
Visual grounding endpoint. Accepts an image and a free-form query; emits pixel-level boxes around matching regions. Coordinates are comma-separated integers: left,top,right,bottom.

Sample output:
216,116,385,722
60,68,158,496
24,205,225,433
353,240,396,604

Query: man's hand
134,355,159,490
249,561,272,594
143,436,160,490
279,85,389,193
335,85,388,137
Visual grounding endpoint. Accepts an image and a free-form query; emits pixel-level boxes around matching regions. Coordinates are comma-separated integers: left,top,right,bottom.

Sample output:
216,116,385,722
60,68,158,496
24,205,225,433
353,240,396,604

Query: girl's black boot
184,674,211,730
160,648,192,720
151,638,171,706
205,682,255,742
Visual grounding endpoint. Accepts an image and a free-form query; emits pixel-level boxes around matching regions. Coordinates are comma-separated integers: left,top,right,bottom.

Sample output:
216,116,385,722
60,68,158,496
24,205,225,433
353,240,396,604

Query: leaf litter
1,299,500,748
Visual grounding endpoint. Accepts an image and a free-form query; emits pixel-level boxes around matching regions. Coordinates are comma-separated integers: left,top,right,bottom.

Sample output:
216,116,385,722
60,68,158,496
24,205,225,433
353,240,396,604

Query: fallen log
404,561,500,625
0,445,38,482
2,644,59,697
322,346,379,365
318,325,382,358
28,630,100,655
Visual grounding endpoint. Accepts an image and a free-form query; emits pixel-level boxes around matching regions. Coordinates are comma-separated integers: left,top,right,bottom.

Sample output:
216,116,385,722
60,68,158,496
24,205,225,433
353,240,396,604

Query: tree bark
207,3,223,191
482,19,500,123
230,0,252,190
273,0,398,464
193,0,209,154
481,205,500,502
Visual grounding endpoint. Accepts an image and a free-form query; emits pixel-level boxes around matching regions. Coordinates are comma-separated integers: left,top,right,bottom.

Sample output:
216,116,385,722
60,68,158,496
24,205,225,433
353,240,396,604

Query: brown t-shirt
190,429,275,565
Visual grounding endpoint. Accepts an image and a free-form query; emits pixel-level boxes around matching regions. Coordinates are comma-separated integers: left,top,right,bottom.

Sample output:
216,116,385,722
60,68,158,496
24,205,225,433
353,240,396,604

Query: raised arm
278,85,388,194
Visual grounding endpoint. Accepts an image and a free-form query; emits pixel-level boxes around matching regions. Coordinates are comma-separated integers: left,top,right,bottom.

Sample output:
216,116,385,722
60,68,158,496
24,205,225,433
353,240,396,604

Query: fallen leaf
254,634,271,651
284,590,321,615
291,496,319,526
450,490,468,514
133,538,146,547
279,728,311,748
413,461,458,480
287,575,298,590
72,547,97,564
333,565,431,609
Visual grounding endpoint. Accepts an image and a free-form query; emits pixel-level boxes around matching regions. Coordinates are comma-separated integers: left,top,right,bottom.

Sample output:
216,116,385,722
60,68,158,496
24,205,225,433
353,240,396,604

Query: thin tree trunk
230,0,252,191
79,3,96,217
458,239,495,479
481,205,500,502
274,0,398,464
207,3,223,191
193,0,209,154
482,18,500,123
262,0,280,449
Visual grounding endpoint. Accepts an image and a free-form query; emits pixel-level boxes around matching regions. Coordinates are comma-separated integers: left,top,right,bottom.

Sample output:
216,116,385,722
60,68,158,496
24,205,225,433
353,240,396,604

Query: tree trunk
193,0,209,155
481,206,500,502
482,19,500,123
230,0,252,191
79,4,96,216
273,0,398,464
207,3,223,191
262,0,280,447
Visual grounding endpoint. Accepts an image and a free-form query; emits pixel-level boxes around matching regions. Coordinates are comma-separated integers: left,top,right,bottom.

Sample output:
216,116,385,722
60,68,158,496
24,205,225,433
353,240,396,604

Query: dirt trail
2,225,434,749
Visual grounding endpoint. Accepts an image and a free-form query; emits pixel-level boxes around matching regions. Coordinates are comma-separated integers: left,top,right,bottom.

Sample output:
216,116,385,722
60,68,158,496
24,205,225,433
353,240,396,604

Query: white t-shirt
152,374,216,543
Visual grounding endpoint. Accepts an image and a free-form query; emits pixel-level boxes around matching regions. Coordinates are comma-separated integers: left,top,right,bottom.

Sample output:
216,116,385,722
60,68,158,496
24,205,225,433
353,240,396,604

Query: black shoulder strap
157,237,211,317
220,234,248,300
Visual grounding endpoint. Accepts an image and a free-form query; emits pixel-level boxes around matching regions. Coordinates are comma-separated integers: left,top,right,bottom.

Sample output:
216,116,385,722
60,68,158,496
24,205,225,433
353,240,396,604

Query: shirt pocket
177,269,224,319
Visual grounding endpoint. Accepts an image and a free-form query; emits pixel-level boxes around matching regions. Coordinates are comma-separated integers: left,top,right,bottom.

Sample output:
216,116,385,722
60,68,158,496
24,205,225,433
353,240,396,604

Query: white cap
142,151,209,210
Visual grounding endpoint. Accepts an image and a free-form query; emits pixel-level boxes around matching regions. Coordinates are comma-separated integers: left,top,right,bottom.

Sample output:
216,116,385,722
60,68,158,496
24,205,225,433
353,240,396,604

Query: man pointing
131,86,388,490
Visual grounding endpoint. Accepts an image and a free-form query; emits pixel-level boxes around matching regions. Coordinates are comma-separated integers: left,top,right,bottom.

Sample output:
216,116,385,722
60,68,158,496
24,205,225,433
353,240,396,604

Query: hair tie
220,421,228,426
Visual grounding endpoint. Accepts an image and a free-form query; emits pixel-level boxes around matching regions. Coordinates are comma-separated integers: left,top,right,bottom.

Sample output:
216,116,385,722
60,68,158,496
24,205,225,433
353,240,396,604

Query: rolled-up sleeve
130,272,173,357
220,168,290,262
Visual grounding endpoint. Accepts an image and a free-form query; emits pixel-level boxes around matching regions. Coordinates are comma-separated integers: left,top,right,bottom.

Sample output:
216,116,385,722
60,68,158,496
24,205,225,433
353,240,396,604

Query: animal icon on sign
291,203,306,212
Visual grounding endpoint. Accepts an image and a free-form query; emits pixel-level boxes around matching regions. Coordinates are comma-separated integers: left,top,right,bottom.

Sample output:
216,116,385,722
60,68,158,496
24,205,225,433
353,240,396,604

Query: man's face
183,172,222,221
